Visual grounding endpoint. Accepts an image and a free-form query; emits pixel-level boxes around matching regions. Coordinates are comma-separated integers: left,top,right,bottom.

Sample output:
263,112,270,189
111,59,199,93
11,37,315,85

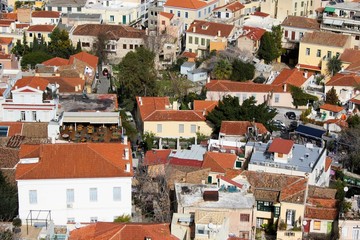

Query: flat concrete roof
170,145,206,161
47,0,87,7
175,183,254,209
59,93,118,112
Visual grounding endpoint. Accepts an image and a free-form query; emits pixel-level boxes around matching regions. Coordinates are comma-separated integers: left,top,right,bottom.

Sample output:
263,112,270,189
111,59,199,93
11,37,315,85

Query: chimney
193,26,196,32
217,30,221,37
78,84,81,90
203,108,206,116
303,71,308,78
139,96,143,106
15,86,17,89
283,83,287,92
125,163,131,172
37,86,40,90
123,135,128,144
124,148,129,160
75,85,78,92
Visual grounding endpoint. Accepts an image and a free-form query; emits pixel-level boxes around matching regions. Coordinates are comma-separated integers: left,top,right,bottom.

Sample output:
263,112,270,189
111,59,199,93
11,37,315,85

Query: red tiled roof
193,100,218,114
297,64,321,71
326,73,360,87
325,157,332,172
325,119,348,128
308,197,337,208
32,11,61,18
181,51,197,59
280,178,307,202
205,80,285,93
217,175,243,188
164,0,209,9
137,96,171,120
44,77,85,93
213,1,244,12
320,103,344,113
27,24,55,32
19,144,40,159
187,20,234,37
224,168,243,179
0,122,23,137
339,48,360,63
268,138,294,154
301,31,350,48
16,143,133,180
144,149,171,165
0,13,17,21
159,11,174,19
281,16,320,30
69,222,177,240
0,19,14,27
202,152,237,173
13,77,49,91
169,157,203,167
0,37,13,45
16,23,29,29
42,57,69,66
72,24,145,39
69,52,98,71
272,68,312,88
220,121,268,136
305,206,338,220
252,11,269,17
145,110,205,121
240,26,266,41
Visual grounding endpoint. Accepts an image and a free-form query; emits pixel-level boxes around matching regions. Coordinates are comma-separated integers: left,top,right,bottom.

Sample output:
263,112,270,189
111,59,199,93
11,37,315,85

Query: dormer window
201,25,209,30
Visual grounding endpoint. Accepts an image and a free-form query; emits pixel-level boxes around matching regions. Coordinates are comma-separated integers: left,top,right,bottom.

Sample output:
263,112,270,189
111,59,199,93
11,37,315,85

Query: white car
125,111,134,122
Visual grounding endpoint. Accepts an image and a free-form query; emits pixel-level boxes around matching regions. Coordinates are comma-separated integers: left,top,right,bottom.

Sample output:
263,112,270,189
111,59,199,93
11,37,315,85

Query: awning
324,6,335,13
295,125,326,140
333,20,344,26
323,19,334,25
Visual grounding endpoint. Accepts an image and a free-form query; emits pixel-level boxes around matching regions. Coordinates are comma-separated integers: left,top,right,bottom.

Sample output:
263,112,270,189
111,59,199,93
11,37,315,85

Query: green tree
212,59,232,79
48,28,75,58
11,40,24,57
92,32,109,64
290,86,318,107
76,40,82,53
230,59,255,81
22,32,30,55
258,26,283,64
0,171,18,221
21,51,52,69
347,115,360,128
339,125,360,173
206,96,277,135
325,87,339,105
115,47,157,109
143,132,156,151
113,214,131,223
180,89,207,110
32,36,39,52
327,56,342,76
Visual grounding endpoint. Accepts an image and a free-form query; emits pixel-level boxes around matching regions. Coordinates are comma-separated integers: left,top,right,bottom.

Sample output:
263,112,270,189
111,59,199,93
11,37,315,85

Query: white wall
18,177,132,225
31,17,60,25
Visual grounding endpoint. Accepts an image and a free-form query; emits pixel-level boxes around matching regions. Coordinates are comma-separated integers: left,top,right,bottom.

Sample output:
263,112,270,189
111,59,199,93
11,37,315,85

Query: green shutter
122,15,126,24
208,176,212,183
327,222,332,233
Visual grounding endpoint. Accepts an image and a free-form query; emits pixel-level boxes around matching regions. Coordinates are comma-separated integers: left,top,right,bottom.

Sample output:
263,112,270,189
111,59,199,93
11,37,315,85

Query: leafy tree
21,51,52,69
253,75,266,84
290,86,318,107
271,25,284,59
230,59,255,81
170,57,187,72
212,59,232,79
0,171,18,221
48,28,75,58
115,47,157,109
76,40,82,53
113,214,131,223
11,40,24,57
325,87,339,105
32,36,39,52
338,125,360,173
347,115,360,128
258,26,283,64
92,32,109,64
206,96,277,135
143,132,156,151
180,89,207,110
327,56,342,76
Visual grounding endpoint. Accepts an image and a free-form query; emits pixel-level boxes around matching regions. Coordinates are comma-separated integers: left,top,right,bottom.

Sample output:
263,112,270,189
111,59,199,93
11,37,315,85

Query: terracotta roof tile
164,0,209,9
0,122,23,136
72,24,145,39
224,168,243,179
325,119,348,128
0,147,19,168
307,197,337,208
144,149,171,165
16,23,29,29
187,20,234,37
205,80,285,93
159,11,174,19
326,73,360,87
19,144,40,159
16,143,133,180
21,123,48,138
301,31,350,47
252,12,269,17
0,37,13,45
136,96,171,120
297,63,321,71
13,77,49,91
305,206,338,220
268,138,294,154
42,57,69,66
339,48,360,63
31,11,61,18
69,51,98,71
0,13,17,21
308,186,337,199
69,222,177,240
181,51,197,59
169,157,203,167
280,178,307,202
193,100,218,114
145,110,205,121
240,26,266,41
27,24,56,32
202,152,237,173
220,121,268,136
213,1,244,12
44,77,84,93
272,68,312,88
281,16,320,30
320,103,344,113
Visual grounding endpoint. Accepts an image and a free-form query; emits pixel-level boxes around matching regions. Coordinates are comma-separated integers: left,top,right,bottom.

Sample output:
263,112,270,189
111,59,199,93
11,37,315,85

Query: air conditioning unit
67,203,73,208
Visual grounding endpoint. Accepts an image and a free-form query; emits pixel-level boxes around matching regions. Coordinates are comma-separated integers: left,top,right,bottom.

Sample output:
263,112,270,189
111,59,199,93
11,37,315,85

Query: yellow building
26,24,56,46
298,31,351,74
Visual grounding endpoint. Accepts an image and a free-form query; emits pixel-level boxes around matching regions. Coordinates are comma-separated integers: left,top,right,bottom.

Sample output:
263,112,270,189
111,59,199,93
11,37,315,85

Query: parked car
270,120,286,131
285,111,296,120
125,111,134,122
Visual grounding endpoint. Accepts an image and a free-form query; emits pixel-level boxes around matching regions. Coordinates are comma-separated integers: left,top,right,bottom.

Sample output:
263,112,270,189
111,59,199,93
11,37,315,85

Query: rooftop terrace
59,93,118,112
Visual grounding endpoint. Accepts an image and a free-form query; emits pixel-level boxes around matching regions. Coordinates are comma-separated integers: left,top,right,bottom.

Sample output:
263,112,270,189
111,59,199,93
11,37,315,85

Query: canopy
295,125,326,140
324,6,335,13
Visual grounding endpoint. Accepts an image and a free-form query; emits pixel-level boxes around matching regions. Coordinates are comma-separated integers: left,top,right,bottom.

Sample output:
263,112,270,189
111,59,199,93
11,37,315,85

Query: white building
31,11,61,25
16,142,133,225
246,138,331,187
1,77,57,122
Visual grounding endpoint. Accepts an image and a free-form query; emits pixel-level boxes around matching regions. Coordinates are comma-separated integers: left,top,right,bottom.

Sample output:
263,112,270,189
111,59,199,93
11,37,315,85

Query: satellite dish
75,222,81,229
344,187,349,192
208,223,214,229
302,220,308,226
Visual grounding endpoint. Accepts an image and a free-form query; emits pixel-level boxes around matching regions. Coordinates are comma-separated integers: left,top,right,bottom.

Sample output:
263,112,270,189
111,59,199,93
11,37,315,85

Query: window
157,124,162,133
90,217,98,223
37,33,42,39
327,51,332,59
67,7,72,12
29,33,33,37
0,126,9,137
185,24,188,30
306,48,310,56
130,44,134,49
206,39,210,46
195,37,199,44
257,201,273,211
29,190,37,204
226,12,229,18
89,188,97,202
286,209,296,226
356,36,360,41
336,52,340,57
113,187,121,201
299,32,304,38
177,11,180,17
240,214,250,222
110,15,114,22
170,10,173,14
201,38,205,46
81,42,90,47
353,228,360,240
313,220,321,230
66,189,74,203
274,206,280,217
48,6,52,11
275,94,280,103
242,94,247,102
77,7,81,12
285,30,288,38
294,2,297,9
185,12,188,18
198,11,201,18
189,36,193,44
123,44,127,49
236,161,242,168
301,1,304,7
179,124,184,133
57,7,61,11
191,124,196,133
161,20,165,25
21,111,25,121
67,218,75,224
316,49,321,57
32,111,37,121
